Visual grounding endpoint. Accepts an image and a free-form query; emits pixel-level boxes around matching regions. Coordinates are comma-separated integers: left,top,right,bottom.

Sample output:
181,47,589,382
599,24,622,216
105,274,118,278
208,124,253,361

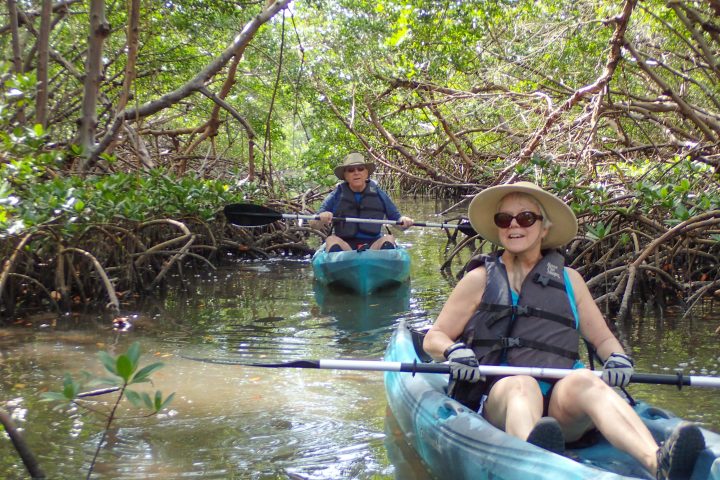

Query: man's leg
325,235,352,252
370,234,396,250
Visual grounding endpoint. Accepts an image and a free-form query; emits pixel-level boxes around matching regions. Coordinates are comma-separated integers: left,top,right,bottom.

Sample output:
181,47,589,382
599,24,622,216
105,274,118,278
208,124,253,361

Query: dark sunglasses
494,211,543,228
345,166,366,173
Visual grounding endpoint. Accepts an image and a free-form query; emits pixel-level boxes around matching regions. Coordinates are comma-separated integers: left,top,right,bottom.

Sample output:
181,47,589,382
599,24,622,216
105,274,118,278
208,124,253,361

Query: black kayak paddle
223,203,477,236
183,356,720,388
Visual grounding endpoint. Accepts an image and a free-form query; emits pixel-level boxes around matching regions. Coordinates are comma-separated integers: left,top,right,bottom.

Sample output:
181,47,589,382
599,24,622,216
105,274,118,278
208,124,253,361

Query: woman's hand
601,352,635,387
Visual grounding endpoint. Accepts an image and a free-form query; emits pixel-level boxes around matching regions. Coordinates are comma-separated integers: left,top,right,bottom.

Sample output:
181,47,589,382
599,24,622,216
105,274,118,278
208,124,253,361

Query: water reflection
314,282,410,331
307,282,412,359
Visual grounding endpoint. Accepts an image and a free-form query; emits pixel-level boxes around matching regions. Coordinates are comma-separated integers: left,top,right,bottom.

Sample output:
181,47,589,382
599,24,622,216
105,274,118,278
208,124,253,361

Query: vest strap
478,303,576,329
472,337,579,360
533,272,565,290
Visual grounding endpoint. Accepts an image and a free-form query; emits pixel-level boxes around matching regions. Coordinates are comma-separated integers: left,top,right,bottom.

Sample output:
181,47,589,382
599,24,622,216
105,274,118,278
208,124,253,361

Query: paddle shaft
319,360,719,388
184,357,720,388
264,211,461,230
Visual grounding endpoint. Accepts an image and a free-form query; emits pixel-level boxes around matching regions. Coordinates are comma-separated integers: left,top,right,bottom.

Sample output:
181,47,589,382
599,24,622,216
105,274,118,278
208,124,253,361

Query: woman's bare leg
549,369,659,474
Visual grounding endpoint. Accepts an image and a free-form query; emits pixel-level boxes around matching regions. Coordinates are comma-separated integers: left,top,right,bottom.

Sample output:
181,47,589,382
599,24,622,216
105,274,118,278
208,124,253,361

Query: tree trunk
35,0,53,128
6,0,25,123
116,0,140,113
0,409,45,479
76,0,110,170
104,0,140,157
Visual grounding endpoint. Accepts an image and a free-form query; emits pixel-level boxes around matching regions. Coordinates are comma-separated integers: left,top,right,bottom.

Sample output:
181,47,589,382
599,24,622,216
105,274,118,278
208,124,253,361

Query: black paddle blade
182,356,321,369
456,221,477,236
224,203,283,226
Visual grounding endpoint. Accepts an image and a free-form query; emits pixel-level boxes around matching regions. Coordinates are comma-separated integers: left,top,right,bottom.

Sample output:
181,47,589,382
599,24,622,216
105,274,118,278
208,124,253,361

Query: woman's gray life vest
451,250,580,409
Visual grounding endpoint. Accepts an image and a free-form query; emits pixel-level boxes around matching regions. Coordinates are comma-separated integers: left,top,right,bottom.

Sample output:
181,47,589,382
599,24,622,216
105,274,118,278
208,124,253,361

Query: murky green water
1,198,719,479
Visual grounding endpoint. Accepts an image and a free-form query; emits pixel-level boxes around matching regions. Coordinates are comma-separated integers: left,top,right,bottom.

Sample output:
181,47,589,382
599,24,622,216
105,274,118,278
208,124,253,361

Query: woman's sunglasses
494,211,543,228
345,166,366,173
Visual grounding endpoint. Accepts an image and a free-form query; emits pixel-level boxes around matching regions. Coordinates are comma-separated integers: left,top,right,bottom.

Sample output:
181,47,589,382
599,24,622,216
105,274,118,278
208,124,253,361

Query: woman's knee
484,376,543,429
493,375,542,400
556,369,608,397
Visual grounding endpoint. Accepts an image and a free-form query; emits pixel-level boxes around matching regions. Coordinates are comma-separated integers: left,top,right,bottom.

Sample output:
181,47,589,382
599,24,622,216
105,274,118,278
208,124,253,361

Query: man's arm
375,186,402,220
318,187,340,213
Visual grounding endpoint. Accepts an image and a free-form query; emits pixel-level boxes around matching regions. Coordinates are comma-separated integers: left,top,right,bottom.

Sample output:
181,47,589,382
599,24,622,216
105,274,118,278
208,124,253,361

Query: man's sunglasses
493,211,543,228
345,166,366,173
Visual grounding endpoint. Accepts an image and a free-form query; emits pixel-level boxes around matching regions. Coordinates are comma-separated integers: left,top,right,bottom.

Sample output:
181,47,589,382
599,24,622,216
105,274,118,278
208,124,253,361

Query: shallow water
1,198,719,479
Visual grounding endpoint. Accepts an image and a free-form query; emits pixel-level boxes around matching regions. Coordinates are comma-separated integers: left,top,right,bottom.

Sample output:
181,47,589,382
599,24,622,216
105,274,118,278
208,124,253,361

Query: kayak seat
643,406,672,420
409,325,434,363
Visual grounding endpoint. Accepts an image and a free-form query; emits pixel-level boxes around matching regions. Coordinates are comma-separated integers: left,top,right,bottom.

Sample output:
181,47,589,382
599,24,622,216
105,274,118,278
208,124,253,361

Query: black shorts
345,238,380,250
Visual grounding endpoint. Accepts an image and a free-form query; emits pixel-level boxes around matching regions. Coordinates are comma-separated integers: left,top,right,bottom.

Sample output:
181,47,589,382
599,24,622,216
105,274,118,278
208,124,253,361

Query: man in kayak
314,152,413,252
422,181,705,480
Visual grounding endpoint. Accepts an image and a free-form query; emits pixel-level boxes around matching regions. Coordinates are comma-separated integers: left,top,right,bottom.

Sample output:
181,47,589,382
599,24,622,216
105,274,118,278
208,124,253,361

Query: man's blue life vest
333,182,385,239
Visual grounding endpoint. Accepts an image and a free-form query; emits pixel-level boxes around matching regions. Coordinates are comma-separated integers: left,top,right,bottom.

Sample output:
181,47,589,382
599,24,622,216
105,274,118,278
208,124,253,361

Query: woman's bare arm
423,267,487,361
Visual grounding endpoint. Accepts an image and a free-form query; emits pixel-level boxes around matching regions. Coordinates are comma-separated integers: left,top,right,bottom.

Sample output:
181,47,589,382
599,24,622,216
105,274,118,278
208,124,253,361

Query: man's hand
318,211,333,225
398,216,414,230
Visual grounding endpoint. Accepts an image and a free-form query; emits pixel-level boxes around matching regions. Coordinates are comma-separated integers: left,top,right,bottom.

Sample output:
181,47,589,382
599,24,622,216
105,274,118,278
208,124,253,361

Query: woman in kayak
423,181,705,480
314,152,413,252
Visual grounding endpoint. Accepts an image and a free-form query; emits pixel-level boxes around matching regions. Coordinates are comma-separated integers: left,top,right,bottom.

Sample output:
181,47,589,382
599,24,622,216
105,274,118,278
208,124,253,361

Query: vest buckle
512,305,529,316
535,273,550,287
500,337,521,348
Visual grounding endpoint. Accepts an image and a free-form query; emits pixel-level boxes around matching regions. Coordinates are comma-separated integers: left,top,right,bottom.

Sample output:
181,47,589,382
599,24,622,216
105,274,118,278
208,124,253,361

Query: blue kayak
311,246,411,295
384,321,720,480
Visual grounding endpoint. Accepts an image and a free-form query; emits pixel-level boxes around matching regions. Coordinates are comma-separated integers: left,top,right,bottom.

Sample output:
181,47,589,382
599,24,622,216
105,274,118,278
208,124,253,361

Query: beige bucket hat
468,181,578,248
333,152,376,180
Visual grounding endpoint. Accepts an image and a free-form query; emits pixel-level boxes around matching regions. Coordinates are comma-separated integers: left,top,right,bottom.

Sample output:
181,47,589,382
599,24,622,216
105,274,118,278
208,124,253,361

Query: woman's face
496,194,548,254
343,165,370,192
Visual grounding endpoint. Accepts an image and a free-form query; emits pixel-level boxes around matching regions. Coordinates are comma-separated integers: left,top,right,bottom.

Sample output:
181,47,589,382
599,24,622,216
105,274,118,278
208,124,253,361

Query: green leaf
674,204,690,220
125,389,142,407
116,354,134,382
95,376,122,386
126,342,141,370
141,392,154,410
62,373,79,399
586,222,609,241
159,392,175,411
40,391,69,402
130,362,164,385
98,351,118,375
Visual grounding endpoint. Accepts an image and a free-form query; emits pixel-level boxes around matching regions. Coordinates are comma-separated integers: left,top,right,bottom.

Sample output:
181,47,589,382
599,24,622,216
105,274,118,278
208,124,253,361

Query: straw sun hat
333,152,376,180
468,181,578,248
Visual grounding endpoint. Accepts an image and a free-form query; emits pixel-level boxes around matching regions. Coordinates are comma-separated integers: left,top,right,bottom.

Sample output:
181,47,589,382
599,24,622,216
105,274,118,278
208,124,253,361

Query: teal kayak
311,246,411,295
384,321,720,480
